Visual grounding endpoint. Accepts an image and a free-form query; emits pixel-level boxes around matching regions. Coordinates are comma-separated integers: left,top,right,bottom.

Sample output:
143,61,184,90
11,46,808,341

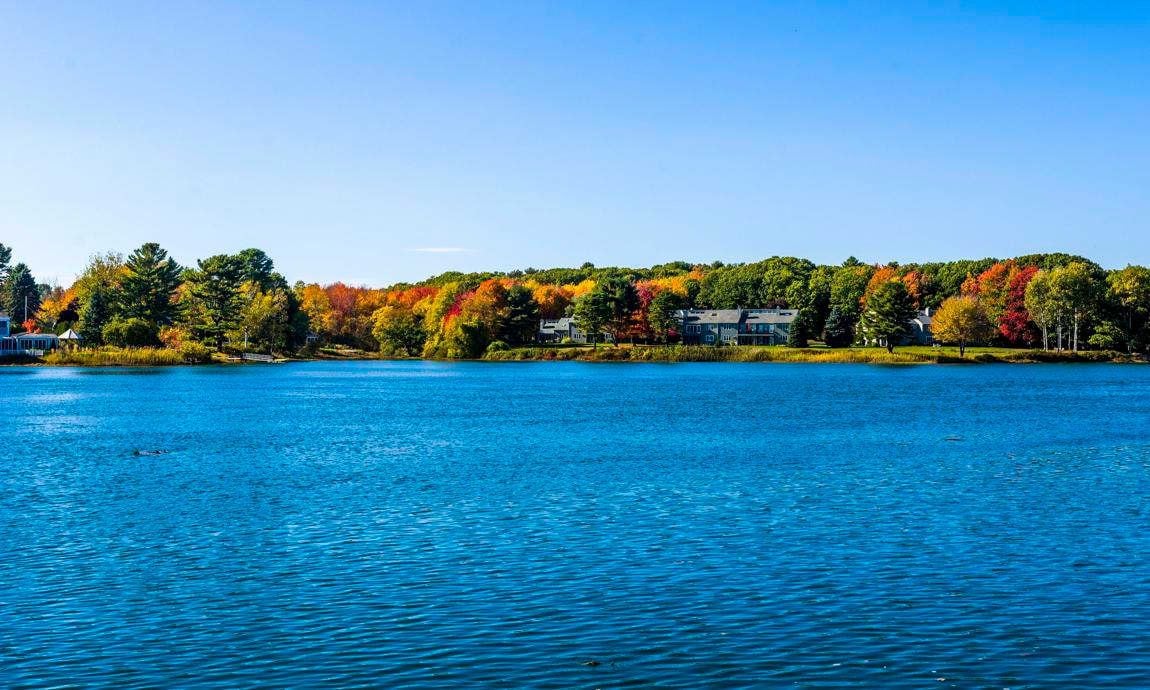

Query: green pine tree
5,263,40,324
822,306,854,348
119,243,183,325
858,281,917,352
787,309,811,348
502,285,540,345
185,254,245,350
78,287,114,344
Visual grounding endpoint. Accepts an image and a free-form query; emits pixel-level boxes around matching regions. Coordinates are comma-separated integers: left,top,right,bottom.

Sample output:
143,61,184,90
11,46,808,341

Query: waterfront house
1,332,60,355
738,309,799,346
537,317,612,344
678,308,798,346
0,313,61,355
679,309,742,345
909,309,934,345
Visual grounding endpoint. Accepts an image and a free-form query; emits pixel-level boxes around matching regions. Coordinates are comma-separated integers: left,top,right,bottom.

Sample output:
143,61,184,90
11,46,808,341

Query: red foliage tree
999,265,1040,346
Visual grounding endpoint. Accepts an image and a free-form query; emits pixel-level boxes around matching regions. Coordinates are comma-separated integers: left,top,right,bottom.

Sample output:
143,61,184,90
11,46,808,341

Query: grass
42,347,195,366
315,344,383,360
483,344,1135,364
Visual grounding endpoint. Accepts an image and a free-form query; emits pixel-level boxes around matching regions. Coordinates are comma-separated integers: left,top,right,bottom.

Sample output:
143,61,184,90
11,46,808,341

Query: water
3,361,1150,688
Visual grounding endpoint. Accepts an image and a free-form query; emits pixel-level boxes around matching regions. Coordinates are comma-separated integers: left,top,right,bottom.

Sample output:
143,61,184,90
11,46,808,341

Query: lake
3,361,1150,688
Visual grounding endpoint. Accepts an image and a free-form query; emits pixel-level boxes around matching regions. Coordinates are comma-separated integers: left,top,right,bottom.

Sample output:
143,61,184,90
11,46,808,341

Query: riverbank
2,344,1138,367
482,344,1135,364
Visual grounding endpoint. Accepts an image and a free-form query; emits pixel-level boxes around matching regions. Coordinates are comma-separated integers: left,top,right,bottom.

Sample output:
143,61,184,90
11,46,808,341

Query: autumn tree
233,281,295,353
38,286,79,329
858,280,917,352
530,283,573,319
372,305,426,356
962,260,1017,329
70,253,126,345
999,266,1040,347
1107,265,1150,353
931,296,995,357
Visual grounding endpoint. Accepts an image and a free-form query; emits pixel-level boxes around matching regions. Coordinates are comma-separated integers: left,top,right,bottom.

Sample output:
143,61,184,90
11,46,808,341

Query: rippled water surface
4,361,1150,688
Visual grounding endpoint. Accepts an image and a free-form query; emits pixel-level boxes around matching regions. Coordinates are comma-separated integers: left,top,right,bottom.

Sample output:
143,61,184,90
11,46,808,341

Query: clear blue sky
2,2,1147,286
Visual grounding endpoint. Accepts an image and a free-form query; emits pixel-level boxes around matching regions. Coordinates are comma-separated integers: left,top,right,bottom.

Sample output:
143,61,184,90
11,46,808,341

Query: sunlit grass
483,344,1132,363
42,347,193,366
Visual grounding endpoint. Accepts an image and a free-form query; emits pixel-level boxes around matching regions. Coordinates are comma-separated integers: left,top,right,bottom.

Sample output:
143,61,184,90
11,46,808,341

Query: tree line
7,242,1150,359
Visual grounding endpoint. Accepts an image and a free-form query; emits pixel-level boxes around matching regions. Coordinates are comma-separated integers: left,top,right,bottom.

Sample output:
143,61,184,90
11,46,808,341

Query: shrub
178,341,213,363
486,340,509,353
102,317,158,347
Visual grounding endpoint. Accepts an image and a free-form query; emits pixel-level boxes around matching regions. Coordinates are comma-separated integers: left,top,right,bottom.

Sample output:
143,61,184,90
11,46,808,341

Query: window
686,324,700,334
704,334,714,343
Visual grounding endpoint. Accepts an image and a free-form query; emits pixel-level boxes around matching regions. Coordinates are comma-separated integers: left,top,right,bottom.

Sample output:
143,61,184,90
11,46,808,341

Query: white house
0,313,60,355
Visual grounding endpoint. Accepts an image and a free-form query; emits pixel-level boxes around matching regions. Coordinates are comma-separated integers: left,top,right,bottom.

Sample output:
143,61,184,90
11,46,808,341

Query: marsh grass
483,344,1131,364
43,347,192,366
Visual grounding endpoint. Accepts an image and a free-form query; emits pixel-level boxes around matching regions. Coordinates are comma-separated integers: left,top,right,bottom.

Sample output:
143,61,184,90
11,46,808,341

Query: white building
0,313,60,355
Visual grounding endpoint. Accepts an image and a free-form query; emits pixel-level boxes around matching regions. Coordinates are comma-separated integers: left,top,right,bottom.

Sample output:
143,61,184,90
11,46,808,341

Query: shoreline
2,345,1142,367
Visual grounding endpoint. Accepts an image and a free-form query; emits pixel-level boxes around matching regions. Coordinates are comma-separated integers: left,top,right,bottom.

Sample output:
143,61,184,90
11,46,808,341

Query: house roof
682,309,743,325
14,332,58,340
914,310,932,325
743,310,798,325
539,317,574,333
59,329,82,340
679,308,799,325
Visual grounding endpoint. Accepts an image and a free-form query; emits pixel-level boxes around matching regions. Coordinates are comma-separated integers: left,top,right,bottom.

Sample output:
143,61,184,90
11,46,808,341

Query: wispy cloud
408,247,469,254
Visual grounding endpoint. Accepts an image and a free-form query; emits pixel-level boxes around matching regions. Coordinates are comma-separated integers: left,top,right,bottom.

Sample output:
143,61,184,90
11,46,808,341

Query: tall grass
483,344,1133,364
43,347,191,366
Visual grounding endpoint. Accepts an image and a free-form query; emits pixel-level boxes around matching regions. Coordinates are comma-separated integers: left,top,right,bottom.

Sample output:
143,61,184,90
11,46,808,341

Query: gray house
679,309,742,345
909,309,934,345
537,317,611,345
739,309,799,346
678,308,798,346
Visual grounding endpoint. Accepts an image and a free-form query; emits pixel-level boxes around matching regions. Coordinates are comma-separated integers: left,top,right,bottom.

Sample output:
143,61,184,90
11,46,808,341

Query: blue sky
1,2,1147,286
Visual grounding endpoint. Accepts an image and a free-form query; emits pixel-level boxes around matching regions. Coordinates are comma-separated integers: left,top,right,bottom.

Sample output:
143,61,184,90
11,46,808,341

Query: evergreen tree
235,248,282,290
78,287,114,344
598,276,640,344
822,307,854,348
0,243,11,282
501,285,540,345
119,243,183,325
787,308,811,348
858,280,917,352
185,254,245,349
5,263,40,323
